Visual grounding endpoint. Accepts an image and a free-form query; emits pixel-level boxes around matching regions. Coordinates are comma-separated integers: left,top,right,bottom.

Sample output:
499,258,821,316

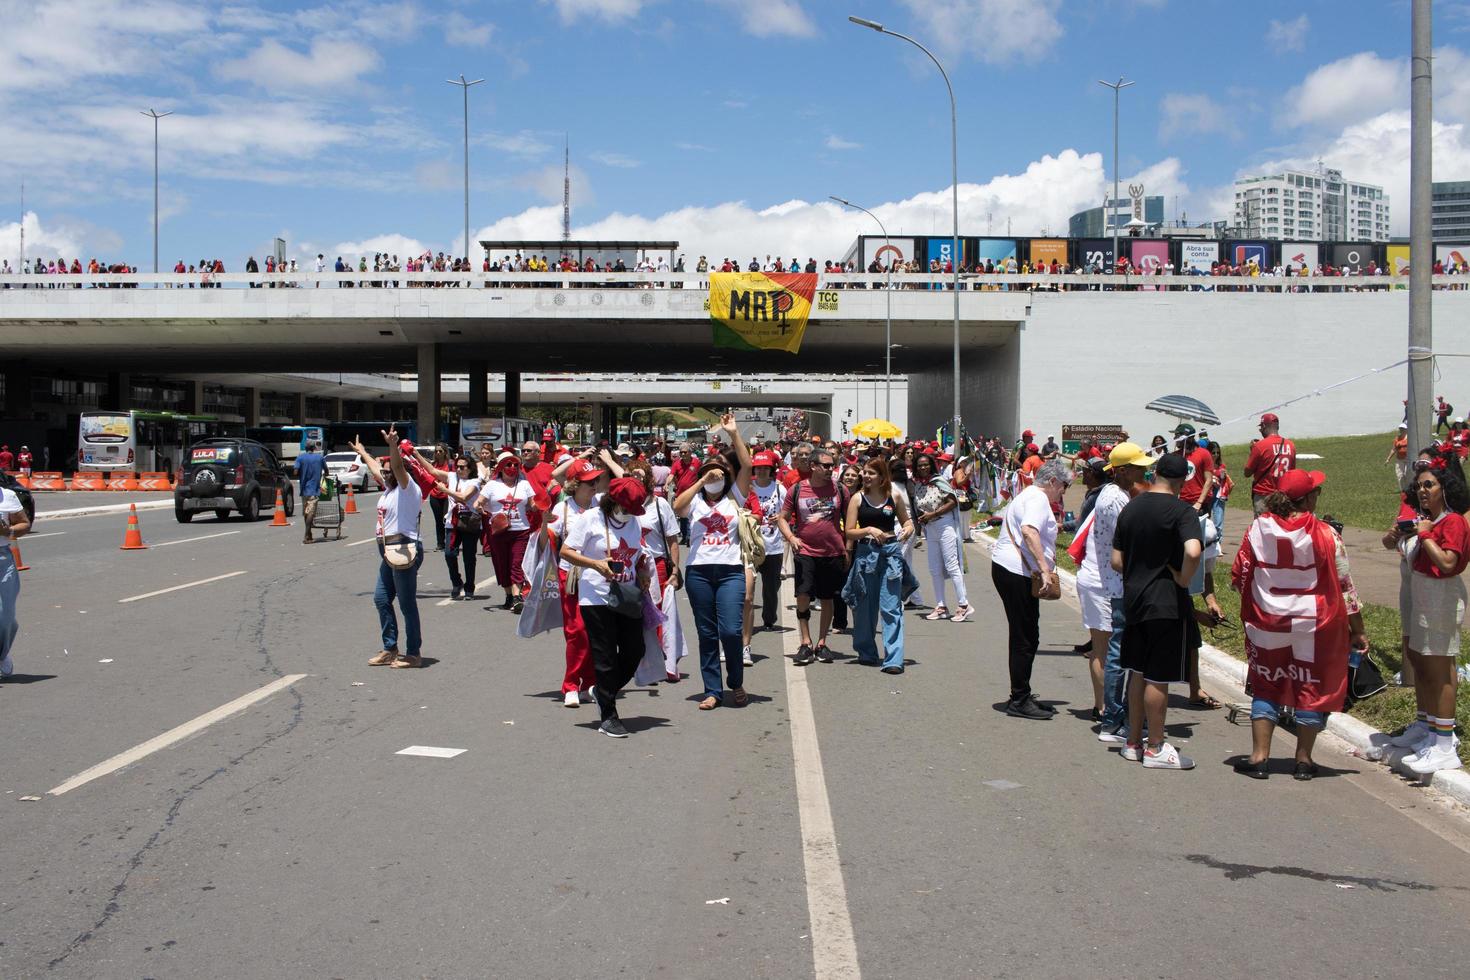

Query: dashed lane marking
117,570,248,603
151,530,242,548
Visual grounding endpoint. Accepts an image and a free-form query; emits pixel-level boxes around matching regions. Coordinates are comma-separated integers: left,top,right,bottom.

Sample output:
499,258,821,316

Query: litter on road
395,746,467,759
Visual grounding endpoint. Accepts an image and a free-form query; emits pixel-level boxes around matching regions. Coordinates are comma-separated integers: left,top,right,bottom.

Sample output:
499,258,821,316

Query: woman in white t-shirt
742,451,786,664
561,479,654,738
437,455,483,600
672,415,753,710
989,458,1069,719
543,458,605,707
0,485,32,678
627,460,688,682
352,429,425,669
484,451,537,613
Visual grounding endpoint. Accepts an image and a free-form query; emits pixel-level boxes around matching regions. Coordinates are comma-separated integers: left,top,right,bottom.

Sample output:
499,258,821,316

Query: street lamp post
849,15,960,448
1097,77,1133,276
446,75,485,263
830,196,893,419
140,108,173,277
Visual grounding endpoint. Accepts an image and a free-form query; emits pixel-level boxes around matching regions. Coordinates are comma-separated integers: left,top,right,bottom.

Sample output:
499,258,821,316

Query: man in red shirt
1243,413,1296,514
667,442,702,544
0,445,12,472
781,441,813,490
1172,424,1214,512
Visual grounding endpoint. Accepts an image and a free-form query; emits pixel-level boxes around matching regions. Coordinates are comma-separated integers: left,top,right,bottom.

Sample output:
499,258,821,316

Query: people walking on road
1243,413,1296,514
842,458,917,674
354,429,425,669
1380,452,1469,773
831,465,863,633
544,458,605,707
990,458,1069,720
626,459,688,682
1232,469,1365,780
780,446,847,666
673,415,752,709
911,452,970,622
1386,423,1411,490
560,478,655,738
1110,452,1203,768
1436,395,1453,435
428,444,451,551
743,451,787,663
484,451,536,613
439,455,483,600
0,482,32,678
293,439,325,544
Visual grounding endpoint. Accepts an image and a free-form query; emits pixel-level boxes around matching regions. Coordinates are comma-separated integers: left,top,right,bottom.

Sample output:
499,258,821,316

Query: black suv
174,438,295,523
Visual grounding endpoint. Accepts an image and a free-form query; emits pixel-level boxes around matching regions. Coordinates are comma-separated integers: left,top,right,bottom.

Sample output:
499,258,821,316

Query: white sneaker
1406,742,1462,774
742,645,754,667
1120,743,1143,762
1142,742,1196,770
563,690,579,708
924,606,950,621
1388,720,1430,747
1097,727,1128,744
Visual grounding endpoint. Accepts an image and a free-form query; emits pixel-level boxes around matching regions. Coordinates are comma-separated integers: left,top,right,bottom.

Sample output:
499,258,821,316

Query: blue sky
3,0,1469,268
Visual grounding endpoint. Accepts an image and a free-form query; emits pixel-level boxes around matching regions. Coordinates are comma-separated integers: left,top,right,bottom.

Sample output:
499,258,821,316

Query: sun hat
1104,442,1154,471
1278,469,1325,499
494,451,518,469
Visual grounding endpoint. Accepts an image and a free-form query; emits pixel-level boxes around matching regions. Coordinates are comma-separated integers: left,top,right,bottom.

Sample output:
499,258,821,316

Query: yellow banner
708,272,817,353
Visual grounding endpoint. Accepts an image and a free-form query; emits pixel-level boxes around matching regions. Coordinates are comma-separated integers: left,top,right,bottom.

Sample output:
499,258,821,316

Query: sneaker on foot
0,650,12,677
815,644,833,664
451,587,463,600
951,604,974,623
1142,742,1195,770
599,718,629,738
564,690,579,708
793,644,814,666
924,606,950,621
742,645,754,667
1121,743,1143,762
1096,727,1128,744
1405,742,1462,774
1006,697,1052,720
1388,720,1431,747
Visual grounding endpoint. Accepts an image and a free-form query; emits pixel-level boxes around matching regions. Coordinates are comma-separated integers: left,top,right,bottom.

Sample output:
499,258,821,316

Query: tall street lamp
446,75,484,262
830,196,893,420
849,15,960,448
1097,77,1133,275
140,108,173,277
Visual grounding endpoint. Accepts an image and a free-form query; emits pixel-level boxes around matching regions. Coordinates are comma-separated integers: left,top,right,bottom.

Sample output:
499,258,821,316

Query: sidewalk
32,490,175,518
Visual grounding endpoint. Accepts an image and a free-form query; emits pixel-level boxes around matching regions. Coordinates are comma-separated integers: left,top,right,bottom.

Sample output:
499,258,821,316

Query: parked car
324,451,375,492
174,438,295,523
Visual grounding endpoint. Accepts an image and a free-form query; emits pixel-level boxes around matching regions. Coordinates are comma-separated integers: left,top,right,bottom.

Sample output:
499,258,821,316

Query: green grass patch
1220,430,1404,531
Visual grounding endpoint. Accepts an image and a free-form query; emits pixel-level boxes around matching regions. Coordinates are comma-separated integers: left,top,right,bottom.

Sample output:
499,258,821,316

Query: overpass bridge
2,271,1468,445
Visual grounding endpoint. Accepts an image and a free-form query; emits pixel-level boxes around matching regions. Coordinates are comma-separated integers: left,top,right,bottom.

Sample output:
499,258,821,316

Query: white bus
78,411,241,472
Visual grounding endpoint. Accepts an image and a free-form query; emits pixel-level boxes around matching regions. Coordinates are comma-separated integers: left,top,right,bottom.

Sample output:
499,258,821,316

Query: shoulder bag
736,497,767,567
381,532,420,570
603,520,644,619
1005,513,1060,600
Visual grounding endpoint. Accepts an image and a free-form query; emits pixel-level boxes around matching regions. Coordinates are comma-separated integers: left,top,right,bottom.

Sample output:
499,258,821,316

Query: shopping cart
313,476,346,540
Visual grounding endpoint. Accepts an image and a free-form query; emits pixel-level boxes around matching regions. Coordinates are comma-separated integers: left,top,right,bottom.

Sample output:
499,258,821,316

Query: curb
36,499,175,521
973,529,1470,810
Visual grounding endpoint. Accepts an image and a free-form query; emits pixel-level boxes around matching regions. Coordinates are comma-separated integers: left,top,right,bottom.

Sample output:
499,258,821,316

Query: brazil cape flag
708,272,817,353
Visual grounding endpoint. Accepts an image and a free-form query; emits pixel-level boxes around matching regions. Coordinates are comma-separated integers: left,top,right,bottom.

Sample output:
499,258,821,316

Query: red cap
607,476,648,516
1026,443,1039,453
566,459,604,483
1277,469,1324,499
399,438,415,456
752,451,779,468
1022,429,1034,438
1260,413,1280,425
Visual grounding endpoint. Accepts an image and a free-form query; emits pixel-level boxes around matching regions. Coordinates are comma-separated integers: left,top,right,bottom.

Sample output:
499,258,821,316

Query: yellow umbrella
852,418,902,440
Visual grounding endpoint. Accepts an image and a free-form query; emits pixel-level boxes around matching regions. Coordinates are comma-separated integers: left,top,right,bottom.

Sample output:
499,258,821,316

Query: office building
1432,180,1470,242
1068,196,1164,238
1233,168,1388,241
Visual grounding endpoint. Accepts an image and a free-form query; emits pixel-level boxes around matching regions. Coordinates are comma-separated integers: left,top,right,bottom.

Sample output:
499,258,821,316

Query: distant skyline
3,0,1469,268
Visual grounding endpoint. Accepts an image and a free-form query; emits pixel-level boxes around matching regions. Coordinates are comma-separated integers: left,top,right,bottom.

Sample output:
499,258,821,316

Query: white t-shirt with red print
566,508,648,606
687,493,743,567
484,478,535,531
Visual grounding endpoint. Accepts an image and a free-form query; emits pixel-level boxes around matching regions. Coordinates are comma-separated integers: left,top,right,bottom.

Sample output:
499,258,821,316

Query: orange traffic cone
270,487,291,526
11,543,29,570
120,503,148,550
344,484,358,514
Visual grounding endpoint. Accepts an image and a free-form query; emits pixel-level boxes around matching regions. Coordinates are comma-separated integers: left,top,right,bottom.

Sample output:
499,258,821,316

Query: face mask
612,507,629,521
705,477,726,496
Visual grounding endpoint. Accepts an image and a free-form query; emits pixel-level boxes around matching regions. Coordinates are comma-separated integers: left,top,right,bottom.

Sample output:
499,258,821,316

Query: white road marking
151,530,241,548
780,580,861,980
21,531,66,540
345,537,377,548
48,673,309,796
436,574,498,606
395,745,466,759
117,570,248,603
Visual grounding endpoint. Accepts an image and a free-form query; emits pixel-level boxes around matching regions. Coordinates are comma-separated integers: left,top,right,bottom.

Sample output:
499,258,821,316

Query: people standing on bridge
911,452,970,623
484,451,536,613
354,430,424,670
427,445,451,551
1381,452,1468,774
0,481,32,679
990,458,1069,720
293,440,325,545
1110,453,1203,768
742,451,786,664
560,478,655,738
780,446,848,666
1232,469,1365,780
674,415,752,709
1243,413,1296,515
842,458,917,674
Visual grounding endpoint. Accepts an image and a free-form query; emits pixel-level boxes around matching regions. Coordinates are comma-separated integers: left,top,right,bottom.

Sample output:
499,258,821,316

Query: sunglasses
810,460,833,468
1414,481,1440,491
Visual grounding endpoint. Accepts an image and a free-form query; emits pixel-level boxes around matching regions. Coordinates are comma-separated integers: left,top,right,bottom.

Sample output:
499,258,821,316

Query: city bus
458,416,542,450
78,411,242,472
246,425,326,464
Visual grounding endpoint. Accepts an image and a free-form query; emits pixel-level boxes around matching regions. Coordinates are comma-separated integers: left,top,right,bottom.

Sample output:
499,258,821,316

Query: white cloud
480,131,554,157
590,151,641,168
1159,93,1241,141
516,163,595,207
710,0,817,39
895,0,1063,64
543,0,645,24
824,135,861,151
1284,51,1406,132
329,234,430,262
215,38,381,91
1266,14,1309,53
676,141,714,152
0,1,212,91
0,212,92,264
444,11,495,47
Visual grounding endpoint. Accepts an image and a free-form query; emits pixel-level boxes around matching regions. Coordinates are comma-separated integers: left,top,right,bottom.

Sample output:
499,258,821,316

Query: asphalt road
3,504,1470,979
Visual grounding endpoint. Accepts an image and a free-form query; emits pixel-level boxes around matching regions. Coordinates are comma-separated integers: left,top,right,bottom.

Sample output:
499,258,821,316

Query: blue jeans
375,543,424,655
685,563,745,698
1210,497,1227,543
850,542,905,668
1102,597,1129,730
1251,698,1327,729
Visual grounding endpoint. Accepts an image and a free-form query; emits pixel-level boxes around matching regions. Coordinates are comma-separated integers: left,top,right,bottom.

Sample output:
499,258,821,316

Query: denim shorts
1250,698,1327,729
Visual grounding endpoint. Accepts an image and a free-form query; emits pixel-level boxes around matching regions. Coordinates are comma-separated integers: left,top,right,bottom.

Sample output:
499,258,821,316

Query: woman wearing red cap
484,451,537,613
742,450,787,663
543,455,611,707
626,458,688,682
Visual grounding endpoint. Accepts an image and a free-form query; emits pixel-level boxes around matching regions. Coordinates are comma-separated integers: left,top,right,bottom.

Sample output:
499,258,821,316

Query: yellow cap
1104,442,1154,472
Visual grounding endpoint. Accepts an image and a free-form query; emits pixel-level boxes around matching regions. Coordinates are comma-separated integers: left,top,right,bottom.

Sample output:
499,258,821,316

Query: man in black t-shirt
1111,452,1203,771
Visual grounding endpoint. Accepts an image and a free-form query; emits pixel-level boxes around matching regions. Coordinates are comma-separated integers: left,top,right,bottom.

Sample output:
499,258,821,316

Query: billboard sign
927,237,966,270
1385,245,1410,275
1331,244,1369,273
1180,241,1217,273
1282,243,1318,272
1437,244,1470,270
1130,240,1169,274
1029,239,1068,269
1079,239,1114,272
861,237,916,271
1227,241,1268,269
975,238,1016,266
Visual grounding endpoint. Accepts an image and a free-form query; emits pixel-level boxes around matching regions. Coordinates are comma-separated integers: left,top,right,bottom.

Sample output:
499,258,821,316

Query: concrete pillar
468,360,488,417
504,370,522,417
417,343,442,445
4,363,32,418
292,392,308,424
243,387,260,427
104,372,132,412
329,397,344,422
181,379,206,415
